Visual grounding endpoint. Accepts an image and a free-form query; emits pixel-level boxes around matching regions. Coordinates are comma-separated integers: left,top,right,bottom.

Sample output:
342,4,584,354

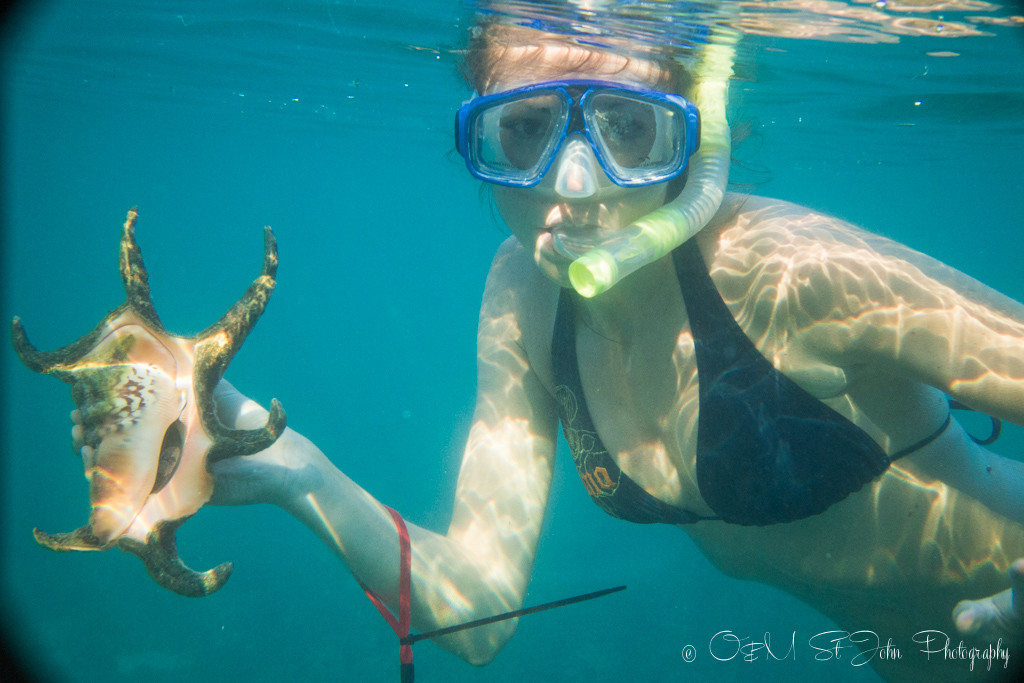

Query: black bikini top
551,238,949,526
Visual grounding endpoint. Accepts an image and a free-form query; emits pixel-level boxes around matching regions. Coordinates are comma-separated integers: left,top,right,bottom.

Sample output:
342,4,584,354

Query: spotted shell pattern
11,208,286,597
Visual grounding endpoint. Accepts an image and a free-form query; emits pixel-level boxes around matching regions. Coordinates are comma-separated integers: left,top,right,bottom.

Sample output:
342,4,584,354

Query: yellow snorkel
567,26,739,298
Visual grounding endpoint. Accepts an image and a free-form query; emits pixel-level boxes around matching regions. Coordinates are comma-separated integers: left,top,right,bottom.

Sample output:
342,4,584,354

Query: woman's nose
554,135,599,199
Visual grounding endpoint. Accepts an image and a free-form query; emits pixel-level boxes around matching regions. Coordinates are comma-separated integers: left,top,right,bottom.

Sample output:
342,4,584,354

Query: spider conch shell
11,208,286,597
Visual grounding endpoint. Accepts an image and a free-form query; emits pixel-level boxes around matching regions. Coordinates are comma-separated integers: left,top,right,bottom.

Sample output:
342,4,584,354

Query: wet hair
460,21,694,96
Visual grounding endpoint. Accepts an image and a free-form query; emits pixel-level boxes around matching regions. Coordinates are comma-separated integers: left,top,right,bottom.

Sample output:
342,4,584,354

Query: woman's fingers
952,558,1024,639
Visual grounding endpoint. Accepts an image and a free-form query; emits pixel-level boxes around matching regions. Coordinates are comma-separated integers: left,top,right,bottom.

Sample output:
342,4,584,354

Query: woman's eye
598,111,646,141
500,114,550,139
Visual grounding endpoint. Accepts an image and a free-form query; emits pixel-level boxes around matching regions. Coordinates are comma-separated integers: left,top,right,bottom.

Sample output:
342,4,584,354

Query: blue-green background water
2,1,1022,681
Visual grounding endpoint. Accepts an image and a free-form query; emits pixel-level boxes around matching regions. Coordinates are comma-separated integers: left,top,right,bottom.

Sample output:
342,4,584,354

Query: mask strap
359,505,414,683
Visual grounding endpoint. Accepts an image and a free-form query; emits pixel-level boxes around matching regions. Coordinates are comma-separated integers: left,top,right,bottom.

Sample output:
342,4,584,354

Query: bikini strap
949,398,1003,446
887,397,1003,461
889,413,951,460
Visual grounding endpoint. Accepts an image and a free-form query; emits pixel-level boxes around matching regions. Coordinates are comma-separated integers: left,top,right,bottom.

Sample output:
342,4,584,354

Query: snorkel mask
456,80,701,188
458,0,739,297
566,25,739,297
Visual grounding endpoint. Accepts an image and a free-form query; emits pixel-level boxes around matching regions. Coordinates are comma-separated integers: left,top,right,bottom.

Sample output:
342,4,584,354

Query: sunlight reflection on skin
404,418,555,654
707,201,1024,425
440,186,1021,678
460,193,1024,660
659,195,1024,682
398,275,557,654
475,183,1023,676
305,493,345,553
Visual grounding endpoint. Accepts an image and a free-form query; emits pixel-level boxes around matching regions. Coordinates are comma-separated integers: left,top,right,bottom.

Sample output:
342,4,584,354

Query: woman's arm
786,225,1024,427
723,198,1024,640
791,227,1024,515
718,197,1024,424
716,198,1024,518
785,216,1024,522
207,244,560,666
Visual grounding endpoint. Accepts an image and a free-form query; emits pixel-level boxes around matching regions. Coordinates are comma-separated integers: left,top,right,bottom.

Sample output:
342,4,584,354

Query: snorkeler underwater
3,1,1024,682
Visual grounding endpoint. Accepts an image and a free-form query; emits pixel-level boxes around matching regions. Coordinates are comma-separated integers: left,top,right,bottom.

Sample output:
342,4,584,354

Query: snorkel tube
567,27,739,298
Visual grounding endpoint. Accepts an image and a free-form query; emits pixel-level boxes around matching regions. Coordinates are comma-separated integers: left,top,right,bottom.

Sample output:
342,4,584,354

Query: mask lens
458,82,695,187
588,91,684,183
469,91,567,184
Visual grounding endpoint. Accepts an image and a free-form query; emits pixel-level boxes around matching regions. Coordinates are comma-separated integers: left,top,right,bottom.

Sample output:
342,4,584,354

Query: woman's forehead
482,43,668,94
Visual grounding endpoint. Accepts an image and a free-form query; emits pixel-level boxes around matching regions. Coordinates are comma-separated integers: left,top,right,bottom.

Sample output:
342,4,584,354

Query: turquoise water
2,1,1023,681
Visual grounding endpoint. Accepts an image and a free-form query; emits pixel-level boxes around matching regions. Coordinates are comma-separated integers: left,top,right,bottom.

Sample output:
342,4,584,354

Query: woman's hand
205,380,325,508
71,379,324,509
953,558,1024,642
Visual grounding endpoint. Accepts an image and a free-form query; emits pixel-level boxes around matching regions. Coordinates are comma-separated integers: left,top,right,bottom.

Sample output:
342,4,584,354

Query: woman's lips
539,205,623,261
551,228,597,260
541,222,619,260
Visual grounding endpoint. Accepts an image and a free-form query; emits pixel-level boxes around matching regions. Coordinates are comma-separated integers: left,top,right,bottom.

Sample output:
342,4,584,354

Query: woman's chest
566,298,869,518
569,308,706,510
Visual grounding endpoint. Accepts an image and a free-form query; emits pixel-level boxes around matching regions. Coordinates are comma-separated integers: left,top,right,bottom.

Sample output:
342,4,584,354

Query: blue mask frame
455,79,701,188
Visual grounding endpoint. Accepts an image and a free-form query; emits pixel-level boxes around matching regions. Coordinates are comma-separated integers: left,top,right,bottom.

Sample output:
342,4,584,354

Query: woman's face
485,49,675,285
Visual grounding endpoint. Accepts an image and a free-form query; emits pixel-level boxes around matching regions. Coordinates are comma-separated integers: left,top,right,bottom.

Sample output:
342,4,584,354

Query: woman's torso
498,192,1023,594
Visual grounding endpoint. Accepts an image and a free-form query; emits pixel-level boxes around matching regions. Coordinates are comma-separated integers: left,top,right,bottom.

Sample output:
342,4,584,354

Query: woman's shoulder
479,236,561,388
707,193,881,254
705,192,954,293
708,192,1024,327
482,236,560,303
711,193,965,270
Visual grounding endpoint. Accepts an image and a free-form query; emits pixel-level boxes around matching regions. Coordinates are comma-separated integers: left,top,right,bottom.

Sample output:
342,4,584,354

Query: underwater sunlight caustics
10,209,286,597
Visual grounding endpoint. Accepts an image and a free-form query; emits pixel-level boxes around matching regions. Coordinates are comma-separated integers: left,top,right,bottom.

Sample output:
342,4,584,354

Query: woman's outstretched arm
204,244,560,665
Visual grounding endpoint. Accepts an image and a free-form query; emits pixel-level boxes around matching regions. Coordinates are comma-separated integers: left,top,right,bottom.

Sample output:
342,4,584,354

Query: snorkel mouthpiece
569,244,646,299
569,28,739,298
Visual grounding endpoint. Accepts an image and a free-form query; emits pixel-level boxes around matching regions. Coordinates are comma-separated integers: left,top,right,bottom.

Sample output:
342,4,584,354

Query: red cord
359,505,413,677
